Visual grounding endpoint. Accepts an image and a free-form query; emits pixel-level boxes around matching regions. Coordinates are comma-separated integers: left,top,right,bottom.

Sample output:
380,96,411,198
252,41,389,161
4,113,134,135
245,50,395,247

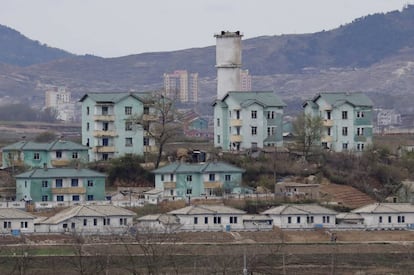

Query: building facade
151,161,245,200
1,140,89,169
303,92,373,152
240,69,252,91
79,92,156,161
15,168,106,203
163,70,198,103
213,91,286,151
45,86,76,122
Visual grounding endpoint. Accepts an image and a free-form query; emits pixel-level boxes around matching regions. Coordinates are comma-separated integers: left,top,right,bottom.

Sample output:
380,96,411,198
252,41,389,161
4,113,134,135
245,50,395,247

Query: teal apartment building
1,140,89,169
152,161,247,199
80,92,156,161
213,91,286,151
303,92,374,152
15,168,106,203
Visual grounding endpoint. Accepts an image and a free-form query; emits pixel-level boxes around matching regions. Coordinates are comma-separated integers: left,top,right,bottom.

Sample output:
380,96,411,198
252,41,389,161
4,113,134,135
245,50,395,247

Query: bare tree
292,113,323,160
130,91,182,168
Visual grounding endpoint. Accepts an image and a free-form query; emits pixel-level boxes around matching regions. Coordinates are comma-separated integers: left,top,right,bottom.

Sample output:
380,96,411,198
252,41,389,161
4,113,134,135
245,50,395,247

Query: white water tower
215,31,243,99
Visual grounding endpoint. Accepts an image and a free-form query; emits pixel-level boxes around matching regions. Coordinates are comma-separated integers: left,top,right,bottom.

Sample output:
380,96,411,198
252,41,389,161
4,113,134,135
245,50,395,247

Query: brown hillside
320,183,376,209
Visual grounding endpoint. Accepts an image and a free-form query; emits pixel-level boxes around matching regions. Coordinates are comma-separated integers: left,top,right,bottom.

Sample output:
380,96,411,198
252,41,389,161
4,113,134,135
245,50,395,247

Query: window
217,135,220,144
267,111,275,119
34,153,40,160
217,118,220,127
143,123,149,131
251,126,257,135
161,175,164,181
209,174,215,181
143,137,150,146
102,106,108,115
87,180,94,187
357,111,364,118
388,216,392,223
267,127,276,137
307,216,314,223
213,216,221,224
204,217,208,224
143,106,150,115
42,180,48,188
379,216,383,223
357,128,364,136
288,217,292,224
125,106,132,115
236,110,240,119
71,179,78,187
120,218,127,225
297,217,301,223
56,151,62,159
72,152,78,159
327,127,332,136
57,195,64,201
225,175,231,182
186,175,192,182
125,138,133,147
125,121,133,131
251,110,257,119
41,195,48,202
86,123,90,131
87,195,94,201
56,179,63,188
323,216,330,223
93,218,97,226
342,111,348,119
103,218,110,226
194,217,198,224
86,107,90,115
102,122,109,131
102,138,109,146
20,221,28,228
230,216,238,224
342,127,348,136
4,221,11,228
186,188,192,195
72,195,80,201
357,143,365,151
342,143,348,150
83,219,87,226
326,111,331,120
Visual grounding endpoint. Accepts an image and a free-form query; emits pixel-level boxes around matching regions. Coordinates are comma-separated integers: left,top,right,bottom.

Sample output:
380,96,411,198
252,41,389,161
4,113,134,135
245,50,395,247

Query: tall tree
292,113,323,159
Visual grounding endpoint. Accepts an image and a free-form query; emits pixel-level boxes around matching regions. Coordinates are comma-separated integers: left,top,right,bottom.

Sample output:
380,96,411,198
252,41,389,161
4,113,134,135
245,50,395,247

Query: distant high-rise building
163,70,198,103
240,69,252,91
44,87,76,122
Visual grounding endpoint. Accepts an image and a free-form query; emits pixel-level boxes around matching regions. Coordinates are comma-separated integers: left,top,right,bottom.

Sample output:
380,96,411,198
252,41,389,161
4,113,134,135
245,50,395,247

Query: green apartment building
1,140,89,169
303,92,374,152
15,168,106,203
80,92,156,161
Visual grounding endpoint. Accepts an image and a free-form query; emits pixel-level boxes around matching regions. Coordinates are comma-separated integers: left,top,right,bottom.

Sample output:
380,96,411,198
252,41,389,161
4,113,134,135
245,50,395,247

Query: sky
0,0,413,58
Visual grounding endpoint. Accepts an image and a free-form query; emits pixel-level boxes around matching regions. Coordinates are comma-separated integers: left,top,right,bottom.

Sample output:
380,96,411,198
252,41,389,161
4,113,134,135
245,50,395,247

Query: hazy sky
0,0,412,57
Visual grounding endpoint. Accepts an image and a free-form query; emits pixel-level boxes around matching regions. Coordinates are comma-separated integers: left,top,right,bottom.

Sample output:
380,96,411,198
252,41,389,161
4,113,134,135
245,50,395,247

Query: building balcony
321,136,333,142
323,119,334,127
142,114,157,121
230,119,243,127
93,146,116,153
51,187,86,195
51,159,71,167
93,115,115,121
203,181,222,189
93,130,118,137
230,135,243,142
163,182,176,189
355,135,367,142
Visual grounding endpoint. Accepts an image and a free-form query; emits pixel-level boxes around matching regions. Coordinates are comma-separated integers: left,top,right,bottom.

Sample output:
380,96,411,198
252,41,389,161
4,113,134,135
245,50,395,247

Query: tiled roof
311,92,373,107
0,208,35,219
262,204,337,215
38,205,136,225
15,168,107,179
2,140,88,151
224,91,286,107
152,161,244,174
168,204,246,215
336,212,363,220
138,214,179,224
352,203,414,214
79,92,154,104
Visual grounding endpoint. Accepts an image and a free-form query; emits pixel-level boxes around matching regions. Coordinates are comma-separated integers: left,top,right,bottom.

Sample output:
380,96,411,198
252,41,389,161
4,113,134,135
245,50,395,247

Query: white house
168,204,246,232
352,203,414,230
34,205,136,234
242,214,273,231
136,214,181,233
0,208,35,235
262,204,337,229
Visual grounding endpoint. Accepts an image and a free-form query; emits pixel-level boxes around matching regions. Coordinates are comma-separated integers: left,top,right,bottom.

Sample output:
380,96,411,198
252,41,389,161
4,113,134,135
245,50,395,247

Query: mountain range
2,5,414,115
